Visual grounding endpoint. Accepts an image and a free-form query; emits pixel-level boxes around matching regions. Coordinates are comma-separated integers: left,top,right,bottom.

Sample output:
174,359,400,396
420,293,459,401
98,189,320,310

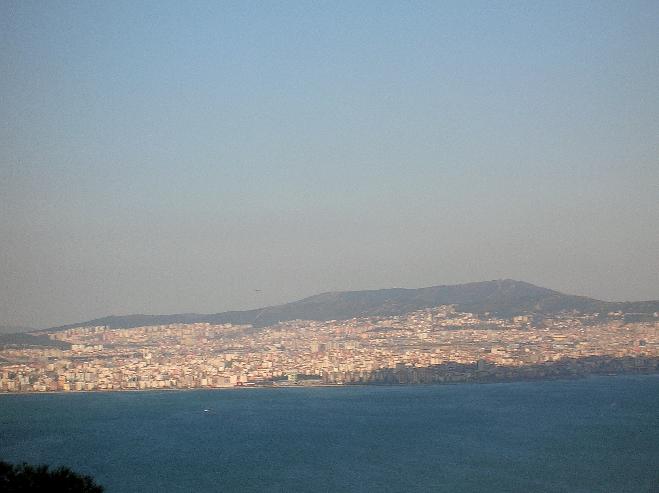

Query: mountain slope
46,280,659,331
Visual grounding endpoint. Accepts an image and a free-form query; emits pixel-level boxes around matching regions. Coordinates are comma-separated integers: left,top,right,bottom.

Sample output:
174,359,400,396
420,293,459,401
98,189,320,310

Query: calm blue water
1,375,658,492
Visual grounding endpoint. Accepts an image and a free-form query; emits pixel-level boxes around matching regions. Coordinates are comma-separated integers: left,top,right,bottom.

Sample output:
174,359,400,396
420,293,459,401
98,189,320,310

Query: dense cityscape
1,306,657,393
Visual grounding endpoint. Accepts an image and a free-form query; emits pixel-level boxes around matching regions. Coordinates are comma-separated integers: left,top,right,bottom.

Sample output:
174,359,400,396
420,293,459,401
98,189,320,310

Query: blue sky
1,1,658,327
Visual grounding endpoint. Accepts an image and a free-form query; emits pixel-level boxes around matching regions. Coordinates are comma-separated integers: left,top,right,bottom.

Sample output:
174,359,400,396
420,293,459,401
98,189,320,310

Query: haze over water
1,375,658,492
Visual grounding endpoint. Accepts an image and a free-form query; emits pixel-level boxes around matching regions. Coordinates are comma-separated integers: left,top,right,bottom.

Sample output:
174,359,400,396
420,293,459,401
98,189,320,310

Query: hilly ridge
46,280,659,332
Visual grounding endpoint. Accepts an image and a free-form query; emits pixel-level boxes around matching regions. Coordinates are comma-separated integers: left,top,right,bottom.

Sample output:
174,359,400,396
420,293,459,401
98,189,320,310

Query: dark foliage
0,333,71,350
0,461,103,493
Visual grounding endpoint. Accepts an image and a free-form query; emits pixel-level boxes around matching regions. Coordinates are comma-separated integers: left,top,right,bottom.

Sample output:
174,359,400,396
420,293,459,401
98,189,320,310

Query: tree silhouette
0,461,103,492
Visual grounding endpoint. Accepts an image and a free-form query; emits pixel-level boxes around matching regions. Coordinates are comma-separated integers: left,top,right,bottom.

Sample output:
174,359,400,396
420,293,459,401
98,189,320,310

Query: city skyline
3,303,657,393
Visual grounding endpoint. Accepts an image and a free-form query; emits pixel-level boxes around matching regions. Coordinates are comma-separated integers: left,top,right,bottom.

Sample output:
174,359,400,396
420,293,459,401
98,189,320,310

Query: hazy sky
2,1,658,328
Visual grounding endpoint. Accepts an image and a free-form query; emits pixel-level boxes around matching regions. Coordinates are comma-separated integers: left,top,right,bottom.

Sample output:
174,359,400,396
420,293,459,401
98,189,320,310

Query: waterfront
1,375,658,492
3,308,657,393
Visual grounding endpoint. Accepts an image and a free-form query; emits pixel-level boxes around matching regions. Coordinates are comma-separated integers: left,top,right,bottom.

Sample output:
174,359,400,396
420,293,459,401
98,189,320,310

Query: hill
0,332,72,349
47,279,659,331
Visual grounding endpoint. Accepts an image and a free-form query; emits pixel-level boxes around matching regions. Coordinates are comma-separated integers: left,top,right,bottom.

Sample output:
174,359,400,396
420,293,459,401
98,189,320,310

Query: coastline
1,369,657,396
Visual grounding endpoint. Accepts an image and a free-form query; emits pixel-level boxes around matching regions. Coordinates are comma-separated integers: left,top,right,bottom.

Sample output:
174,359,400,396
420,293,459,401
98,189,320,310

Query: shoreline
1,370,657,396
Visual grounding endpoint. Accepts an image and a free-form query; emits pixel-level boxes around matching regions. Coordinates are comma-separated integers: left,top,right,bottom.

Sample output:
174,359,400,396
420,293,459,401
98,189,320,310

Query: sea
1,375,657,493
